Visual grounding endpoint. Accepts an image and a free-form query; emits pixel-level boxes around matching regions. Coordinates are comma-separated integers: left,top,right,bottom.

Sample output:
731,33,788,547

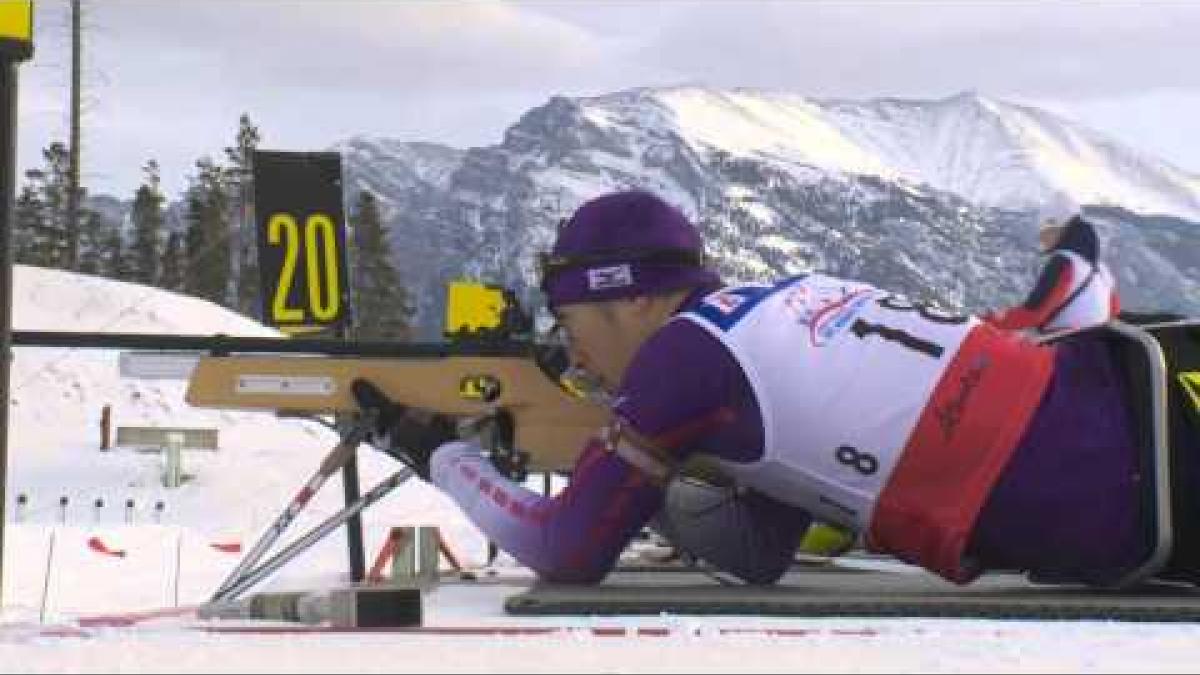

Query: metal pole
0,58,17,612
337,159,364,584
0,0,34,608
66,0,80,266
341,431,367,582
338,314,366,583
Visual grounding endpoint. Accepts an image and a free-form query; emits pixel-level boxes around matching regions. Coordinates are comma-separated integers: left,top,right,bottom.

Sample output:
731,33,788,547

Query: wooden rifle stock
13,330,609,472
186,354,607,472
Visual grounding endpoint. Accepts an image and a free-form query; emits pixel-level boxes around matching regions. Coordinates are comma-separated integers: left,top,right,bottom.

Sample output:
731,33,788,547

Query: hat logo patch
587,264,633,291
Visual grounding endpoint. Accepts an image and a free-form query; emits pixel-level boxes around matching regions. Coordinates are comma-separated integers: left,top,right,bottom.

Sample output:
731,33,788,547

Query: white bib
679,274,979,530
1042,250,1116,332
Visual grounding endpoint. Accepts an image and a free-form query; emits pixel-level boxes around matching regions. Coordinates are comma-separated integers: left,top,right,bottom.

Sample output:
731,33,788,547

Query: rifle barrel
11,330,529,358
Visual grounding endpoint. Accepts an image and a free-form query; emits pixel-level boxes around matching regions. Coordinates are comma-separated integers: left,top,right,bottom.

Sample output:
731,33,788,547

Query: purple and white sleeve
430,438,664,584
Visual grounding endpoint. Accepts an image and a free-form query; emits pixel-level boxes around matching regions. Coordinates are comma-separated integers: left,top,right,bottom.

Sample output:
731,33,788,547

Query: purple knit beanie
540,190,721,308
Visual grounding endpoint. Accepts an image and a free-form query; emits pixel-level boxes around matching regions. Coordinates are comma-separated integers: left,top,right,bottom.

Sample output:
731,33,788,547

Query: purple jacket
431,286,1145,584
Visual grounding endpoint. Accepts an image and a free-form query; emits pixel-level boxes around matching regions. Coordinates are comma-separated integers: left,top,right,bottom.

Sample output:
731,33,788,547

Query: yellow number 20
267,213,342,324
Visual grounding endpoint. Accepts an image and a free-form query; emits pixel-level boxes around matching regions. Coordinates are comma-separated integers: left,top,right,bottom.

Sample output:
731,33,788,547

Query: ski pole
210,467,412,603
210,413,376,601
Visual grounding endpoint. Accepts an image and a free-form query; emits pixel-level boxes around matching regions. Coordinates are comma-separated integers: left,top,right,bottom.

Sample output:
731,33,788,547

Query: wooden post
100,404,112,450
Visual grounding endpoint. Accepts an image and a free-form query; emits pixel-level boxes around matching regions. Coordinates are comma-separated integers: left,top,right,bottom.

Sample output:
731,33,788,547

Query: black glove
350,378,457,480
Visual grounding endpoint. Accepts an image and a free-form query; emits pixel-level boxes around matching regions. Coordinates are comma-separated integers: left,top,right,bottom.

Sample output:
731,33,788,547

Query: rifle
12,282,609,472
14,282,607,599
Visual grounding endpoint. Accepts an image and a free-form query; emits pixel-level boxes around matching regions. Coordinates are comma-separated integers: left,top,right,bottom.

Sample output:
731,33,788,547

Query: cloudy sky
15,0,1200,198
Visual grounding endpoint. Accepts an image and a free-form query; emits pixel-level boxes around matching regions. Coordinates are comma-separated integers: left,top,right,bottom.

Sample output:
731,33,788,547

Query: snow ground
6,607,1200,674
4,265,1200,673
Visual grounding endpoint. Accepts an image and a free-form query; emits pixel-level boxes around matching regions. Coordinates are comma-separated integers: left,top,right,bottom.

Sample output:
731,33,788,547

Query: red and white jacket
987,217,1119,334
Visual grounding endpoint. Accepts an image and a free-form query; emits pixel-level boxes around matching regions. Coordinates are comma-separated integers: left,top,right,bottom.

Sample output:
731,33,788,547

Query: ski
210,415,376,602
76,605,201,628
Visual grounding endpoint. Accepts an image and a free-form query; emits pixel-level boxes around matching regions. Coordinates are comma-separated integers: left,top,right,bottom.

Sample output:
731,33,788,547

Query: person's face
553,299,647,393
1039,225,1065,252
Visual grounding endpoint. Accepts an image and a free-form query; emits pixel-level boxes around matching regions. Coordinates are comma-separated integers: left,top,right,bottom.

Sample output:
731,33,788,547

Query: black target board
253,151,351,333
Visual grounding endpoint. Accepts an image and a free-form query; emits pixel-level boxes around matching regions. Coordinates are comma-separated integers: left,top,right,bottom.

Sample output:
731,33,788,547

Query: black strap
1036,260,1098,333
538,248,705,292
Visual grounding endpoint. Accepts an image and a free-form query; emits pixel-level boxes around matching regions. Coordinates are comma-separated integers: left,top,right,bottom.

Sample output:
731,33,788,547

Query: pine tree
159,231,185,292
349,190,413,339
183,157,232,306
73,209,125,278
224,114,262,317
100,211,128,279
21,144,74,268
76,208,117,276
13,182,47,266
128,159,166,285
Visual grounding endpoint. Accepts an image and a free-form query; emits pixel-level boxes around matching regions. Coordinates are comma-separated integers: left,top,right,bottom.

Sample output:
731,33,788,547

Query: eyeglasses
537,247,705,293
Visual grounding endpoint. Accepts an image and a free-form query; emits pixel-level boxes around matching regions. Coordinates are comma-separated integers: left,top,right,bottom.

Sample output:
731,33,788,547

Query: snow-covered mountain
335,138,465,198
560,88,1200,218
337,87,1200,336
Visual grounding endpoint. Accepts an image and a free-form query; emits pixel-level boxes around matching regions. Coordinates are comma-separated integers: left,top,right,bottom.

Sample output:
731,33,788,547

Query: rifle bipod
209,411,415,604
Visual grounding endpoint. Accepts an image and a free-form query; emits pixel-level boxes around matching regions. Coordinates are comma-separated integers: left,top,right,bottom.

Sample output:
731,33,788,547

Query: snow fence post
392,526,439,587
163,432,184,489
100,404,112,450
